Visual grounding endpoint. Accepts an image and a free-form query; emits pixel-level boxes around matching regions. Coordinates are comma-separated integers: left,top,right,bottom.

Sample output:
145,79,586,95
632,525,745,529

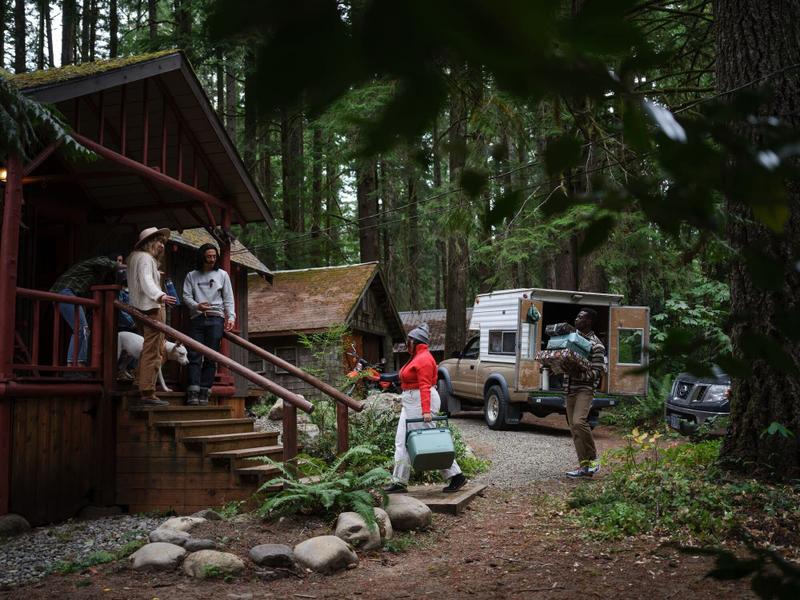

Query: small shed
248,262,405,398
394,308,474,367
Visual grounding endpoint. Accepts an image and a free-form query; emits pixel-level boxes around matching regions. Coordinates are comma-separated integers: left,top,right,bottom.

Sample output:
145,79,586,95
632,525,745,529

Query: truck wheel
484,384,509,430
438,378,461,416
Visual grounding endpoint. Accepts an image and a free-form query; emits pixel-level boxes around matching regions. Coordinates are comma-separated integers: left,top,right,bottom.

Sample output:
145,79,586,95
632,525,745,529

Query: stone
268,398,284,420
159,516,206,532
373,507,394,542
191,509,222,521
385,495,432,531
149,527,190,546
0,514,30,537
184,538,218,552
77,505,122,520
249,544,296,569
334,512,382,551
183,550,245,579
293,535,358,574
130,542,187,570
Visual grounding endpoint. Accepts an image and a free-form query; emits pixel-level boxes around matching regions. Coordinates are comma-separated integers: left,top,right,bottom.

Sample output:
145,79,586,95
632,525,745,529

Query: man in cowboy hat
127,227,176,405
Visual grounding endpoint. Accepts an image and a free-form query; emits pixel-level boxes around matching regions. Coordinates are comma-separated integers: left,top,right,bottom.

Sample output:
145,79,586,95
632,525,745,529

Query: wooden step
155,418,254,438
182,431,279,455
235,464,283,481
129,405,233,424
208,443,283,468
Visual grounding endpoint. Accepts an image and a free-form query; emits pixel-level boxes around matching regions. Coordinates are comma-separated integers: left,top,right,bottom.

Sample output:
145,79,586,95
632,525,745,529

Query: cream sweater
127,250,164,311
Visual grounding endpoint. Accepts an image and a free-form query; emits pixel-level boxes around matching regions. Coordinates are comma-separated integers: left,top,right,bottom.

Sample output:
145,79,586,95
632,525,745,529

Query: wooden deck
406,483,487,515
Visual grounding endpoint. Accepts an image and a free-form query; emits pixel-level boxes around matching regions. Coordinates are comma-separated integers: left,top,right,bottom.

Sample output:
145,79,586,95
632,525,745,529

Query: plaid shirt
565,331,606,392
50,256,118,297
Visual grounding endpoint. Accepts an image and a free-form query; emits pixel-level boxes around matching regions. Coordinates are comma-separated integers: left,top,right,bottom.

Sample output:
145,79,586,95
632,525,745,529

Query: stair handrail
115,301,313,414
224,331,364,413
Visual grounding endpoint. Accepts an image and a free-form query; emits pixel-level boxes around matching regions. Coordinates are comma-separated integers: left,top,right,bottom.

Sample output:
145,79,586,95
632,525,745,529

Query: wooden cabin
0,52,350,525
247,262,406,399
393,308,475,367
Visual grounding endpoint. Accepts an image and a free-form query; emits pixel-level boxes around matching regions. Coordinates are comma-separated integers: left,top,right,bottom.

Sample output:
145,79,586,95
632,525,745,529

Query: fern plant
254,444,391,530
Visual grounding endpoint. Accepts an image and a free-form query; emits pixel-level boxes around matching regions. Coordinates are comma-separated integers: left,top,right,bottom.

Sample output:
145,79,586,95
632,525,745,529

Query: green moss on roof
9,50,179,90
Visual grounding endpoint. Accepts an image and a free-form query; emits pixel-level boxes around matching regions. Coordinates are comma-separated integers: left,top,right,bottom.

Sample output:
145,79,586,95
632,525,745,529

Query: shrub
601,375,671,431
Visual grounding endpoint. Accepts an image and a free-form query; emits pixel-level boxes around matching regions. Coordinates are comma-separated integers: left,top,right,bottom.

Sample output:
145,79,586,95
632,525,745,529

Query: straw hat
134,226,171,249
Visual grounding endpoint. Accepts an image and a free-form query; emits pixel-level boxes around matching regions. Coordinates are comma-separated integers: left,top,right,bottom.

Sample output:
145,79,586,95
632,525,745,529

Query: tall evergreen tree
13,0,24,73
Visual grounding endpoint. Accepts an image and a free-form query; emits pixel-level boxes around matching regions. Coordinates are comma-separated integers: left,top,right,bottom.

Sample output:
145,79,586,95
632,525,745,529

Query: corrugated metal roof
248,262,404,339
169,229,272,277
394,308,474,353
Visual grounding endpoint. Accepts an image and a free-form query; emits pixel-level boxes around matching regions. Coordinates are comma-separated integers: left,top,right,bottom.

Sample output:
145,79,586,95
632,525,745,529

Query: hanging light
0,167,7,182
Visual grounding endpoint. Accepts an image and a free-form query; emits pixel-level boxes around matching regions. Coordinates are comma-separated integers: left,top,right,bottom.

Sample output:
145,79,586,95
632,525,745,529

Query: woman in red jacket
384,323,467,494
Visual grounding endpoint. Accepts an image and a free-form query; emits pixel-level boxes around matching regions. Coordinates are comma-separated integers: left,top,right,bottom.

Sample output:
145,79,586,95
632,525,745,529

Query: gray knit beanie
407,322,430,345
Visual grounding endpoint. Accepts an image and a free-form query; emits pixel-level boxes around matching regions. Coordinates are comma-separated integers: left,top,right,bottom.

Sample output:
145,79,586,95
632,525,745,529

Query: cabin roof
248,262,404,340
169,229,272,278
10,51,272,229
394,308,475,353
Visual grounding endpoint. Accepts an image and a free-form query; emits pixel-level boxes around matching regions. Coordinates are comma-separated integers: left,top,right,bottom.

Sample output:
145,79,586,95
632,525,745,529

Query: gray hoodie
182,268,236,321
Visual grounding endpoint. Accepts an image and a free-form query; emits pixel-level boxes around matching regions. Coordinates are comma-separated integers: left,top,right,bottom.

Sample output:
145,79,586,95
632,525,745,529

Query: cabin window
275,346,298,374
489,330,516,355
248,352,267,374
617,328,644,365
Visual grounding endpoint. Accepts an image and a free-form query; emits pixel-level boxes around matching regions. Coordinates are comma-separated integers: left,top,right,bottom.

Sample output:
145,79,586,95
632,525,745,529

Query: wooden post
282,402,298,462
96,286,118,504
336,402,349,455
0,155,23,514
217,209,232,381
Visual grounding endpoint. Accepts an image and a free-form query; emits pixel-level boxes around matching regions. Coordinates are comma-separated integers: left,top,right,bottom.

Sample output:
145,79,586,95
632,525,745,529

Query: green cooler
405,416,455,471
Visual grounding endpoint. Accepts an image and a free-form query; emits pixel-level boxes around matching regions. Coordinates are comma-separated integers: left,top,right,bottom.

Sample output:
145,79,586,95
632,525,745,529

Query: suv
665,367,730,434
437,334,609,429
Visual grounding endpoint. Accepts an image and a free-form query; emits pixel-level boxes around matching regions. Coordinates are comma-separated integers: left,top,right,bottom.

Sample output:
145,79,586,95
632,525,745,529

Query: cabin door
515,298,543,392
607,306,650,396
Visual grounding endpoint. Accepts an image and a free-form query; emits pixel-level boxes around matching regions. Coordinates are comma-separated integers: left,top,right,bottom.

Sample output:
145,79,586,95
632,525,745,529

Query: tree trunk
280,107,304,242
109,0,118,58
715,0,800,479
325,133,339,265
444,62,471,357
225,56,237,142
174,0,192,63
147,0,157,50
37,0,45,70
310,125,323,250
406,157,420,310
80,0,90,61
0,0,5,69
215,48,224,121
356,158,379,262
243,49,257,172
61,0,75,65
14,0,25,73
432,116,445,308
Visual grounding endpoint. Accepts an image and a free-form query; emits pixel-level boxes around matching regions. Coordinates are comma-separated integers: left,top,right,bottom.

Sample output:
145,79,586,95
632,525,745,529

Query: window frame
616,327,645,366
274,346,298,374
488,330,517,356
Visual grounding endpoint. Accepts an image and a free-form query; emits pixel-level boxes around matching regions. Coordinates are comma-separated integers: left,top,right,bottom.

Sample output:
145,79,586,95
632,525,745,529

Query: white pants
392,388,462,484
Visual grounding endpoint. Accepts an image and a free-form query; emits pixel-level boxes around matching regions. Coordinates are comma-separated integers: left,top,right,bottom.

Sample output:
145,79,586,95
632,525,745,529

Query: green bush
601,375,671,431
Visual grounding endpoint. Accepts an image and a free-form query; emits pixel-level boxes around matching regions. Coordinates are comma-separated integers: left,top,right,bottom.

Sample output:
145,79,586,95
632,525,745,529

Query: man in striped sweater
564,308,606,478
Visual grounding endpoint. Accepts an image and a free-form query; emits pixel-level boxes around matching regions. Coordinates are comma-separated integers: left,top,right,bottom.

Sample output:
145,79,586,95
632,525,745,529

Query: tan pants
137,306,165,397
565,388,597,465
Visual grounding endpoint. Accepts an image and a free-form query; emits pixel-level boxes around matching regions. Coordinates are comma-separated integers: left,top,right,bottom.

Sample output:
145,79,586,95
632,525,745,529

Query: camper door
607,306,650,396
515,298,543,391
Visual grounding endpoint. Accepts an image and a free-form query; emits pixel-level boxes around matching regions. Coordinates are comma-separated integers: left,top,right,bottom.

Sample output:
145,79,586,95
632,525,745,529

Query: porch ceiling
13,51,271,231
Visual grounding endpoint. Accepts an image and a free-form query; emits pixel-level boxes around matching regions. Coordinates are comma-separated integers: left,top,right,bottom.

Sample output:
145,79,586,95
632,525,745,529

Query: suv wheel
438,378,461,416
484,384,509,430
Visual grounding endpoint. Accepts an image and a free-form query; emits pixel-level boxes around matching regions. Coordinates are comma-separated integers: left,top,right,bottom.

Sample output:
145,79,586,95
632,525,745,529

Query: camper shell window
489,330,516,355
617,328,644,365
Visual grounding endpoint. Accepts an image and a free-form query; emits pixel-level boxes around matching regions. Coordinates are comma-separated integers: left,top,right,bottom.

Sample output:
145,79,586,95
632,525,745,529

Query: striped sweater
565,331,606,392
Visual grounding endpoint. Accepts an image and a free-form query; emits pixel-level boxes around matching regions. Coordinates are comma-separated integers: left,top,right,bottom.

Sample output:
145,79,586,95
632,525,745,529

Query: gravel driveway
451,411,619,487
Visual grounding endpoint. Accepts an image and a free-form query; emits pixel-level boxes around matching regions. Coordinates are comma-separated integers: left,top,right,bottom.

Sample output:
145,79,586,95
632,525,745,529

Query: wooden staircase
115,393,285,514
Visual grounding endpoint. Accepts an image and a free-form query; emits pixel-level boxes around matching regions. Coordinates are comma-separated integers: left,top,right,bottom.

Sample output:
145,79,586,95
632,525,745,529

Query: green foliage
255,444,391,529
601,376,672,431
382,531,423,554
51,537,146,575
569,438,800,544
217,500,245,519
297,324,351,386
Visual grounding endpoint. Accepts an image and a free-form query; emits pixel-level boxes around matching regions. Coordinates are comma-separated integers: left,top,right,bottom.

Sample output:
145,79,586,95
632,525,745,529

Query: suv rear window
489,330,516,355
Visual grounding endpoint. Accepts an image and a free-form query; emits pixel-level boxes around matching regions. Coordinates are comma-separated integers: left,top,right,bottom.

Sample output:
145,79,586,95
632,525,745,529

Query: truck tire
438,377,461,416
484,384,510,430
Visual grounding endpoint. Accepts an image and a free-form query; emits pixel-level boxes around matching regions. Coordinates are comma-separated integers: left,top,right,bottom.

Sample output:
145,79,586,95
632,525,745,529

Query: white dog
117,331,190,392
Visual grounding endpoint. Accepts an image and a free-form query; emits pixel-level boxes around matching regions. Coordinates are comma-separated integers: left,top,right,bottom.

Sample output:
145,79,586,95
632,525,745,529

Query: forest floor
1,419,766,599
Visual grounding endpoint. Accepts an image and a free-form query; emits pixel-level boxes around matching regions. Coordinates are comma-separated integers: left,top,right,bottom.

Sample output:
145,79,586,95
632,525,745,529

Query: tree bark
325,132,339,265
109,0,118,58
356,158,379,262
147,0,157,50
174,0,192,63
61,0,75,65
432,116,445,308
280,107,305,244
37,0,45,70
310,125,323,249
406,157,420,310
225,56,238,142
215,48,224,121
13,0,25,73
80,0,90,61
715,0,800,479
243,49,257,172
0,0,5,69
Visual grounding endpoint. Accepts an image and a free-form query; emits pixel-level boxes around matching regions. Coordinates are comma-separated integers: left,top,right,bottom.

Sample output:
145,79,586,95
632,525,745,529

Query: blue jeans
58,289,88,365
187,316,224,388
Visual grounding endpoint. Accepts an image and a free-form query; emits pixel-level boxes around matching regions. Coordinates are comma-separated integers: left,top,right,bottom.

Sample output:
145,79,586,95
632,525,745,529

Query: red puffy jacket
399,343,437,414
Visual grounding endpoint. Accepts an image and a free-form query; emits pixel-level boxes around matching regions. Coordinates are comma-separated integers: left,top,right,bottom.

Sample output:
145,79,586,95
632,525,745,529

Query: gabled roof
169,229,272,278
394,308,475,353
10,51,272,229
248,262,405,340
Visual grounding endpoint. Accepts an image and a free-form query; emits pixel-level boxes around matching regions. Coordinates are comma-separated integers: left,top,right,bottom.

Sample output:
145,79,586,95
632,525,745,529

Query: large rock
130,542,187,570
249,544,296,569
268,398,284,420
334,512,381,550
293,535,358,574
191,509,222,521
183,550,245,579
385,495,432,531
373,507,394,542
159,516,206,532
184,538,217,552
0,514,30,537
149,527,191,546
